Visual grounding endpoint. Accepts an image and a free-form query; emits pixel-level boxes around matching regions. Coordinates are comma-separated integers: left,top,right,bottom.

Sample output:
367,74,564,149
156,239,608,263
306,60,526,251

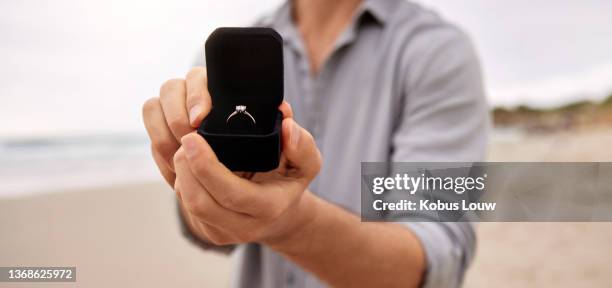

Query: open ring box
197,27,284,172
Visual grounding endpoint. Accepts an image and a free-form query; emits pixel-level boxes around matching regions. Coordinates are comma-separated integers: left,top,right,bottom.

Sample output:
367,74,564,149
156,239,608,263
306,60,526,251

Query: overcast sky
1,0,611,138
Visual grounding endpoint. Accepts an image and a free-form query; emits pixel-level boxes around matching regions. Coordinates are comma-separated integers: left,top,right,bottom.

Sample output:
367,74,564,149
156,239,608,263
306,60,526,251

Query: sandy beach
2,128,612,287
0,183,232,288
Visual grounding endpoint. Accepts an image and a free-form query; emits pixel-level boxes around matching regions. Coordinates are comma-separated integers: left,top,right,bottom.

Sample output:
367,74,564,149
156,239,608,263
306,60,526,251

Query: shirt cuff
403,222,475,288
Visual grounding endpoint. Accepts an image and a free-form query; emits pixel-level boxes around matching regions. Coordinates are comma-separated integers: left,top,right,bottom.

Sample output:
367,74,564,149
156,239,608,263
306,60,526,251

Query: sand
464,128,612,288
0,184,232,288
2,128,612,287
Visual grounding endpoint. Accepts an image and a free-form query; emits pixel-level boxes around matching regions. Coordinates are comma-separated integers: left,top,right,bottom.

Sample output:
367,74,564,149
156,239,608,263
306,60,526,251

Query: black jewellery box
197,27,284,172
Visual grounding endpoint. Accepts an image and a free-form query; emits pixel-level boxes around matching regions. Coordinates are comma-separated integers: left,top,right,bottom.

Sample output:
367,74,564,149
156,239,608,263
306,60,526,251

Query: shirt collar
268,0,396,32
268,0,395,53
362,0,395,25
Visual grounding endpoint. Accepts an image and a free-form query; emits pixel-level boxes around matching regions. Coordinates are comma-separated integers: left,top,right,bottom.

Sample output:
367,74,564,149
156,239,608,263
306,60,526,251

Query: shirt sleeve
392,26,490,287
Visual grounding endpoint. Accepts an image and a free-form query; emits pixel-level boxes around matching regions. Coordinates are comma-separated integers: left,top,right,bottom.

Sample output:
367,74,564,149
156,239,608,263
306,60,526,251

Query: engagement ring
226,105,256,125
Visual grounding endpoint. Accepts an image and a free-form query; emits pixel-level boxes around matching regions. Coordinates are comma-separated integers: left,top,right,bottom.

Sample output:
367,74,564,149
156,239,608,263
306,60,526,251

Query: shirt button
286,272,295,286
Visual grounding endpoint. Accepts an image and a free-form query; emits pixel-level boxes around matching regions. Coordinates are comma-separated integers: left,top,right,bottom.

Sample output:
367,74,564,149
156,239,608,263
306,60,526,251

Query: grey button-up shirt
188,0,489,287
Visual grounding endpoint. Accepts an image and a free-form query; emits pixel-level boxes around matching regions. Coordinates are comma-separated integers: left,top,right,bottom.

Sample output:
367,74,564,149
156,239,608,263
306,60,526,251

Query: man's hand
142,66,322,245
143,67,423,288
174,118,321,244
142,67,213,187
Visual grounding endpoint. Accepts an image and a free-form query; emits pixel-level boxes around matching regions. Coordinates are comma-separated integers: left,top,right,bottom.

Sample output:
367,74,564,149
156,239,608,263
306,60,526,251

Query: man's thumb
281,118,321,180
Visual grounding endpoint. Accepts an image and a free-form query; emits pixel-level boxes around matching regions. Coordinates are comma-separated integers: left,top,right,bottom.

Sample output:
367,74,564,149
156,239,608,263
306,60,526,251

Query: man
142,0,489,287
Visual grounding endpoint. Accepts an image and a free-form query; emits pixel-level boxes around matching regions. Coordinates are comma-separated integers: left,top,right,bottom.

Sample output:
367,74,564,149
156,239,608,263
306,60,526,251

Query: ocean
0,128,525,198
0,133,160,198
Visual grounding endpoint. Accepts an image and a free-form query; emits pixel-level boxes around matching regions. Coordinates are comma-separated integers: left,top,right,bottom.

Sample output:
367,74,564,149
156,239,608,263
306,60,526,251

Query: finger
281,118,322,182
159,78,192,141
188,212,240,246
185,67,212,128
142,97,179,172
199,223,236,245
184,209,236,246
152,148,176,186
174,147,252,228
180,132,269,216
177,199,209,241
278,101,293,119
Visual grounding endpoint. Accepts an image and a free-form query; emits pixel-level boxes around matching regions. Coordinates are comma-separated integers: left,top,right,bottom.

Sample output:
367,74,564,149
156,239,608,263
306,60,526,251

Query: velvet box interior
197,27,284,172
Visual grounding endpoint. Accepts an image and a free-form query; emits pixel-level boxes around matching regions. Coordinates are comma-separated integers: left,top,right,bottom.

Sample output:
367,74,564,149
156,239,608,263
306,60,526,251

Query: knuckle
314,150,323,171
142,97,160,118
218,192,248,211
217,194,238,210
206,232,229,246
183,195,206,218
186,67,206,79
166,116,188,133
173,181,182,199
172,148,186,166
181,192,201,213
151,138,177,158
190,205,210,220
304,130,315,142
160,78,185,97
187,91,204,103
304,130,323,176
180,187,215,222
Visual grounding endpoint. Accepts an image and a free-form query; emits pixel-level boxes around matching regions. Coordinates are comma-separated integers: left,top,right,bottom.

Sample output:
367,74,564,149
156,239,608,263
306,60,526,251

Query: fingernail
291,121,301,148
189,104,202,126
182,135,198,158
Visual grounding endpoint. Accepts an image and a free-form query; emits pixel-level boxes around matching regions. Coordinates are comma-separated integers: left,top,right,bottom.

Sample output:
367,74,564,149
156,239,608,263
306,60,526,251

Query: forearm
265,191,426,288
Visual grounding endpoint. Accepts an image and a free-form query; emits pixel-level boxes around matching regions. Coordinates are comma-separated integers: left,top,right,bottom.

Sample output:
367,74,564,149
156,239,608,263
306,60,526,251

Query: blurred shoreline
493,94,612,133
0,133,159,198
3,104,612,198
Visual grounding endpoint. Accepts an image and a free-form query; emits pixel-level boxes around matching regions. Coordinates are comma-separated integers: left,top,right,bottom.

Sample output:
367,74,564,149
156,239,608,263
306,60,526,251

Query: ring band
226,105,256,125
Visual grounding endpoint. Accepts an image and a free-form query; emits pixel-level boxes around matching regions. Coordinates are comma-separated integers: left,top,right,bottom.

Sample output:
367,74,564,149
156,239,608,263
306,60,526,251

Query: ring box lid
205,27,284,132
